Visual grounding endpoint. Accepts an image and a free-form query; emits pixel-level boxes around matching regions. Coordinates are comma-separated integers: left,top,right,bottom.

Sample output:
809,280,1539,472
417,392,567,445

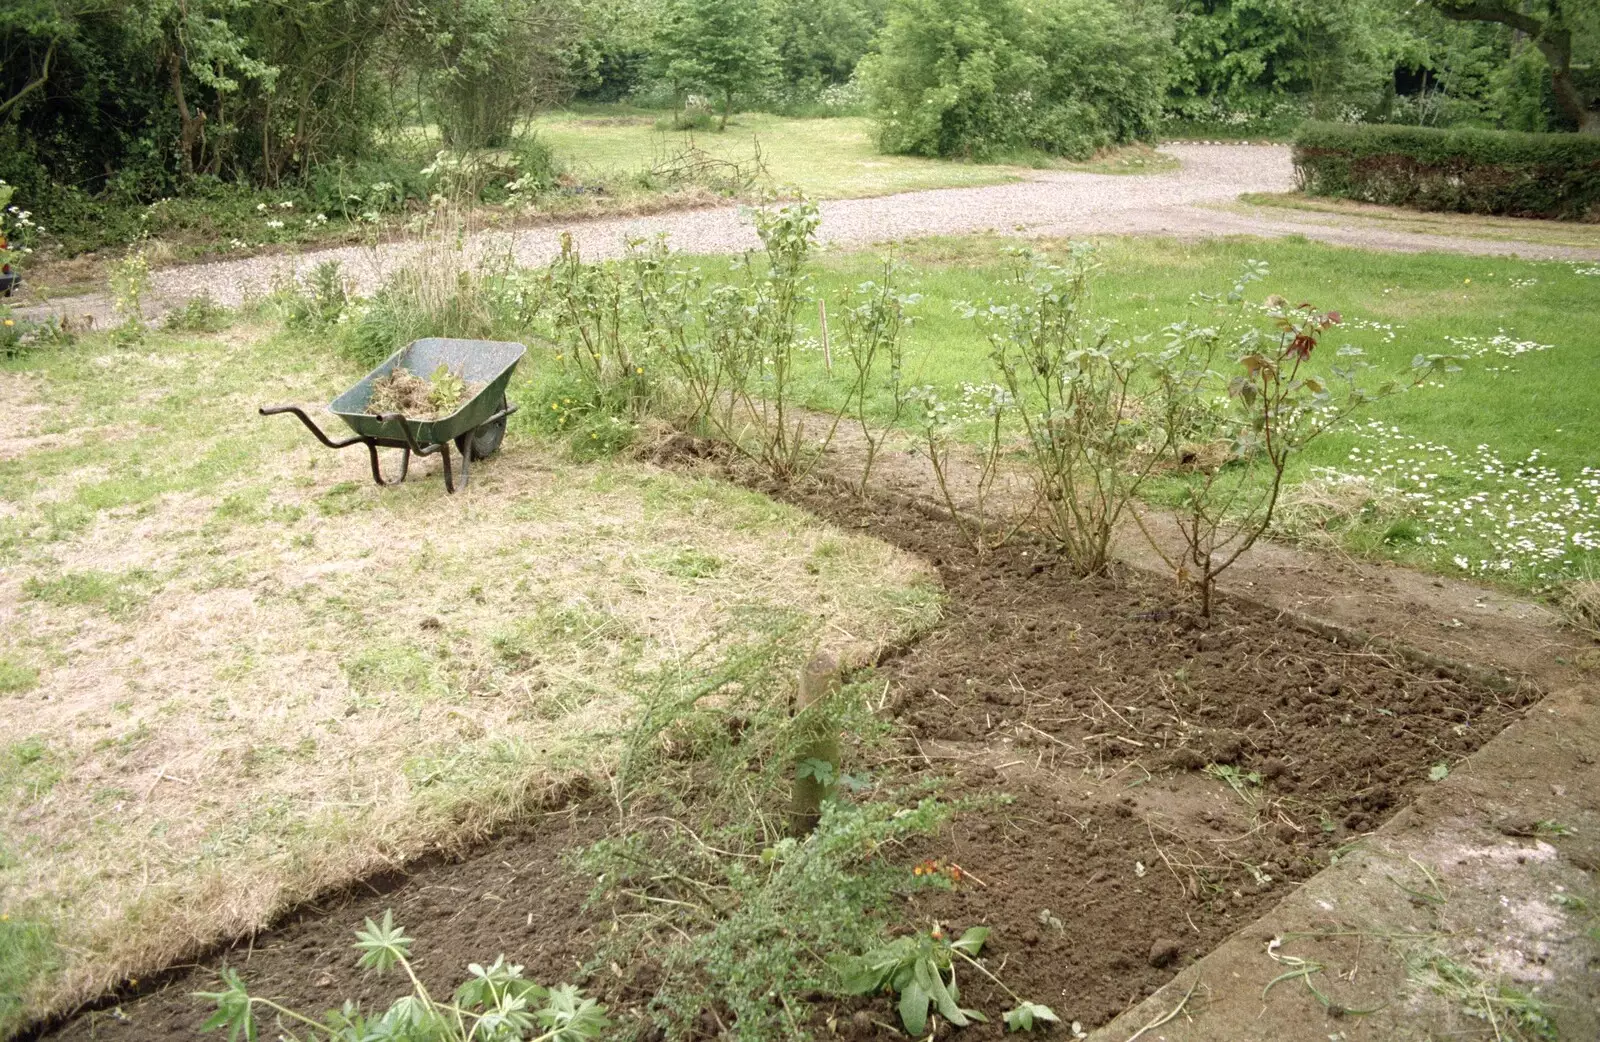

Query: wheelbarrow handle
259,404,365,449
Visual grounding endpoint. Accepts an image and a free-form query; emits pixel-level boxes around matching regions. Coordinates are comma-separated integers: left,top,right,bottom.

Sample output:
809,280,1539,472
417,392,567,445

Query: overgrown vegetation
571,621,1056,1041
5,0,1595,271
0,307,940,1034
201,913,610,1042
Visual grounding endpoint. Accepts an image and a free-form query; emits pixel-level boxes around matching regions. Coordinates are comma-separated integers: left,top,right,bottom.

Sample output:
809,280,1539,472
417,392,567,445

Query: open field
0,324,940,1031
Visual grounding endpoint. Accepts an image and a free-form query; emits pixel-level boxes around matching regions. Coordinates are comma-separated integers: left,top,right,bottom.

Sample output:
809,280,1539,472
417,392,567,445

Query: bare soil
778,484,1538,1037
40,466,1541,1042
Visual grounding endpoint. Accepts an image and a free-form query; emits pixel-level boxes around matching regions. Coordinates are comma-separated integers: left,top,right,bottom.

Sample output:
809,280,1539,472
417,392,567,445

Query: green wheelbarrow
261,337,525,493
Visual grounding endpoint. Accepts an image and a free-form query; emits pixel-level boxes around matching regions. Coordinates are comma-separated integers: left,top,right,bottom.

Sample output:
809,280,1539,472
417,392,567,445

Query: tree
652,0,776,128
770,0,884,90
863,0,1170,160
1428,0,1599,134
404,0,581,150
1166,0,1414,121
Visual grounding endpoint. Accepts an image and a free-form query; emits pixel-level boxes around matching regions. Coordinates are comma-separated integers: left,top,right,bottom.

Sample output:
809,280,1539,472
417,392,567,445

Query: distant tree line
1,0,1594,210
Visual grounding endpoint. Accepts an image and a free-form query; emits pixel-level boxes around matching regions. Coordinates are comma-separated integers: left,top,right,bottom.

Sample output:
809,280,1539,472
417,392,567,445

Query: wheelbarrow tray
331,337,526,447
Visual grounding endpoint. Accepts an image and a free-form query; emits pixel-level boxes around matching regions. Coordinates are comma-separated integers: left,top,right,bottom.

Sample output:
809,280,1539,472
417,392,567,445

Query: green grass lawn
524,110,1176,199
765,236,1600,590
1230,192,1600,251
528,112,1024,198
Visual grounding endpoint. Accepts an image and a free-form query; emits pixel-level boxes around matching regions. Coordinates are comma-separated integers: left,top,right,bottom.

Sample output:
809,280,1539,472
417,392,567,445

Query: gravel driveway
25,144,1600,324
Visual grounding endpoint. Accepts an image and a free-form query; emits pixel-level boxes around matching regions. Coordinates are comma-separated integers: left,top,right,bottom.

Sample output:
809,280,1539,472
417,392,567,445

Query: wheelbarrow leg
365,441,411,487
440,437,471,494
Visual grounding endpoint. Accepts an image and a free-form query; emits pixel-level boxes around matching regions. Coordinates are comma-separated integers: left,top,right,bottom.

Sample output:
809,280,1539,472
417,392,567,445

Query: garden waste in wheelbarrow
261,337,525,493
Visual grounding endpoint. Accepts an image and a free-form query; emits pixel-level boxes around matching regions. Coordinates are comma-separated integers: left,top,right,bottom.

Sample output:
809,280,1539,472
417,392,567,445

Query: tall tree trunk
169,55,202,177
1533,26,1598,134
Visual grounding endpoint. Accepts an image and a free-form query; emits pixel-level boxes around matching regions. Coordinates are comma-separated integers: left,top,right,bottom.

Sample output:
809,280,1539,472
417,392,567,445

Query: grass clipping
368,363,478,420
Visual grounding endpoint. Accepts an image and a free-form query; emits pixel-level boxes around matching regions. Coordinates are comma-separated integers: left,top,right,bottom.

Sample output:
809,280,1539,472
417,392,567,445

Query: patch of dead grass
0,325,940,1031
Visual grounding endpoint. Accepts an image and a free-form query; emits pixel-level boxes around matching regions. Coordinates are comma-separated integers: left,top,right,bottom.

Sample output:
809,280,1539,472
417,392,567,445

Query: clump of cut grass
0,913,59,1034
1408,951,1556,1042
1558,573,1600,638
1273,471,1413,550
0,658,39,695
367,363,477,419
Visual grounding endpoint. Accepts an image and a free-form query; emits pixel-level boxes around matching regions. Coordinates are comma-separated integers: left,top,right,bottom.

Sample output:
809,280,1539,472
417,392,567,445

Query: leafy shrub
1165,0,1401,125
163,294,234,334
306,157,431,223
1292,121,1600,220
407,0,581,150
654,109,717,132
862,0,1170,160
969,246,1177,576
1140,270,1457,616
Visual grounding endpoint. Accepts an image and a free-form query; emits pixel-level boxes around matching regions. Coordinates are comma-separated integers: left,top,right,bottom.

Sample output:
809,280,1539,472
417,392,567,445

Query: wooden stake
819,299,832,372
789,652,842,835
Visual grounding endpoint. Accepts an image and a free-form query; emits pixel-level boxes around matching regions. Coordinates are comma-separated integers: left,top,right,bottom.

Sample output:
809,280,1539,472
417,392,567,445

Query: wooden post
789,652,842,836
819,299,832,372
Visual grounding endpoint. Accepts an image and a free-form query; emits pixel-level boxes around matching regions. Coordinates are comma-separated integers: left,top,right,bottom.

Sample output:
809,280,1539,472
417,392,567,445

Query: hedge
1291,122,1600,221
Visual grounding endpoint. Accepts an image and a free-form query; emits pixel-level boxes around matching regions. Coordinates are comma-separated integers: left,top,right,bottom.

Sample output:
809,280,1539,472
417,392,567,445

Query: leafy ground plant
840,924,1058,1035
198,911,609,1042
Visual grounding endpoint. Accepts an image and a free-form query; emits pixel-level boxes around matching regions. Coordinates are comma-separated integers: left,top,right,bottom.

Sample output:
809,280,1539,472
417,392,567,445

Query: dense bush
1293,122,1600,220
862,0,1171,160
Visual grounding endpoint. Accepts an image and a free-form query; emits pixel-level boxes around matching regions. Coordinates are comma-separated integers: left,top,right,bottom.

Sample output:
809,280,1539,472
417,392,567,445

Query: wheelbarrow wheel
462,396,508,461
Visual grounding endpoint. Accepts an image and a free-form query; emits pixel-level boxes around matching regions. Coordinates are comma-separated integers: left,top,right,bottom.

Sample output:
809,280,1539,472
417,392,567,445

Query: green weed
164,294,234,334
197,910,609,1042
0,658,38,695
654,547,725,580
23,569,155,617
2,738,63,801
0,914,58,1037
343,643,444,699
1408,951,1555,1042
